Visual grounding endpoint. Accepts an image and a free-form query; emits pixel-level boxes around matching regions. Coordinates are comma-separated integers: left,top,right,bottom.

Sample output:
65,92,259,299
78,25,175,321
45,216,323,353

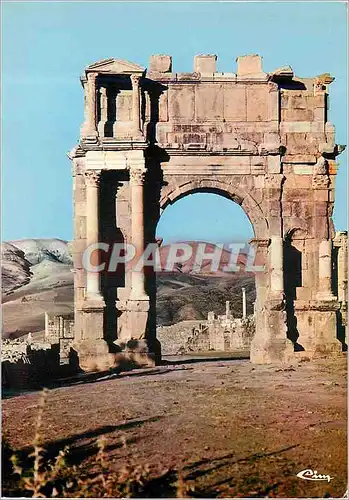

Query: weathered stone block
116,92,132,121
176,73,199,81
223,85,246,121
314,203,329,216
253,176,265,189
281,121,312,133
308,94,326,108
251,164,266,175
268,88,279,122
284,173,311,188
313,189,330,201
282,188,305,202
196,84,223,120
194,54,217,74
280,93,289,108
281,108,314,122
313,107,325,122
149,54,172,73
282,202,292,216
116,199,130,217
267,156,281,173
269,200,281,217
247,86,268,121
291,201,303,217
236,54,263,76
296,287,312,301
158,91,169,122
288,96,307,109
168,85,195,120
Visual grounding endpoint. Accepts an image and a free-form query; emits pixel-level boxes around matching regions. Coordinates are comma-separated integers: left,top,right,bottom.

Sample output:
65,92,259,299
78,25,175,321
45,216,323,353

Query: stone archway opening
154,189,257,357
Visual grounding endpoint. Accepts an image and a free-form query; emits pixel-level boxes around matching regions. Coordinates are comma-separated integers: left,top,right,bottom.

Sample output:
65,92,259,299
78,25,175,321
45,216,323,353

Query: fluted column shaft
242,287,247,319
98,86,107,137
84,170,103,300
82,72,98,137
130,74,142,137
317,240,335,300
337,239,348,302
129,166,147,299
270,236,284,294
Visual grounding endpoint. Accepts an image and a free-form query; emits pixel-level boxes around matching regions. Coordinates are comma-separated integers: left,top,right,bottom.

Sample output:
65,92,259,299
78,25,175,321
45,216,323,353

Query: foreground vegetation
2,389,190,498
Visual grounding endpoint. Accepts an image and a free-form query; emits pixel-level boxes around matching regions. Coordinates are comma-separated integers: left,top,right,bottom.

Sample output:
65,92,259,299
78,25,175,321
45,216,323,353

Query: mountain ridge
1,238,255,338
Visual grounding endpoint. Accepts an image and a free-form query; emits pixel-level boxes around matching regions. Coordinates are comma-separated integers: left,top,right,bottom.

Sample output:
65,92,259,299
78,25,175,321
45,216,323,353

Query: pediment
86,58,145,74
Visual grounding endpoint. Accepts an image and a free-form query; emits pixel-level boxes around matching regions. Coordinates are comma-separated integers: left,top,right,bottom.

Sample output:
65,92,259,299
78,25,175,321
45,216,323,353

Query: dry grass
3,389,192,498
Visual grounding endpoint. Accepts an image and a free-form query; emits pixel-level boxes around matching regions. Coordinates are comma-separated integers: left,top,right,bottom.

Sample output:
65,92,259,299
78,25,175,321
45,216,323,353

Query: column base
250,339,295,364
80,123,98,140
251,303,294,364
83,294,105,308
114,338,156,369
112,296,155,369
316,292,337,301
293,302,343,358
74,339,117,373
128,292,149,301
131,132,145,141
73,337,157,373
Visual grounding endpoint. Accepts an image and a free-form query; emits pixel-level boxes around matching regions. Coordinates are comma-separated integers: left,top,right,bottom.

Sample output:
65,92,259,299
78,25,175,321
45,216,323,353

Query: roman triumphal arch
68,54,347,371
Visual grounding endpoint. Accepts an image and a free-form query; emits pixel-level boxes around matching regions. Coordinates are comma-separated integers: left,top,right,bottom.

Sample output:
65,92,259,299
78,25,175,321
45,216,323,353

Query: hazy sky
2,1,347,243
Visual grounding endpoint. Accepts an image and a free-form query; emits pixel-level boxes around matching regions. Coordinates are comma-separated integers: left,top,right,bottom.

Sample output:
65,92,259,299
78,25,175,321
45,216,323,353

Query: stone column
242,288,247,319
225,300,230,318
98,86,107,137
317,240,335,300
337,235,348,303
84,170,103,302
82,72,98,138
129,166,147,299
270,236,284,294
130,74,142,137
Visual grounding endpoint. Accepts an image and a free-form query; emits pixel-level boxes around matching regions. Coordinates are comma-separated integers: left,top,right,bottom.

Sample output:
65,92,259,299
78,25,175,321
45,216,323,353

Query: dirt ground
2,356,347,498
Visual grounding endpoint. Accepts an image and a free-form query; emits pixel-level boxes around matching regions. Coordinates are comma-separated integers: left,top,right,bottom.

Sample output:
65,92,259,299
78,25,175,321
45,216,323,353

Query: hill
1,239,255,338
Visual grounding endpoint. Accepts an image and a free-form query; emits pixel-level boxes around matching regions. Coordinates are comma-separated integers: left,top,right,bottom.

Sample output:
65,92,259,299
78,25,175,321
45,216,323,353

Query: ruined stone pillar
317,240,335,300
82,72,98,138
242,288,247,319
225,300,230,318
130,74,142,137
270,236,284,294
337,234,348,303
129,166,147,300
98,86,107,137
84,170,103,301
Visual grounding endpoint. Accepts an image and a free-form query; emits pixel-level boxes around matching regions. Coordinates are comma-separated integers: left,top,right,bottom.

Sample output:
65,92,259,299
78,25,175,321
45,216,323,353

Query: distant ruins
64,54,347,371
158,299,255,355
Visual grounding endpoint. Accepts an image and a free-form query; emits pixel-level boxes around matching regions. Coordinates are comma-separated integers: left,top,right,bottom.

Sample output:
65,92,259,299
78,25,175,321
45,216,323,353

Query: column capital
130,166,146,185
87,71,98,83
84,169,101,187
130,73,142,87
